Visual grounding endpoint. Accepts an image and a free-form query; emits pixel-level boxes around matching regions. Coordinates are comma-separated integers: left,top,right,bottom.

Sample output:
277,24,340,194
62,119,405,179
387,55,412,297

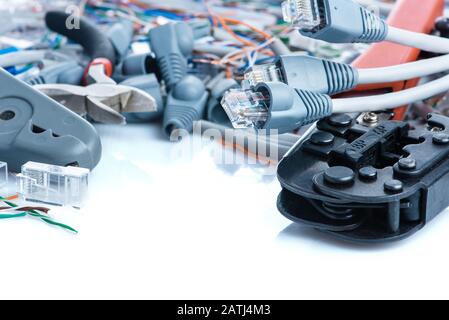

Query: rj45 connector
18,162,90,208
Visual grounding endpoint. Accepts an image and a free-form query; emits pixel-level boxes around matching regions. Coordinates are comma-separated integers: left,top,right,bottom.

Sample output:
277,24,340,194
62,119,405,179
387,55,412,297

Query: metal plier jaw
0,68,102,172
35,83,157,125
35,61,158,124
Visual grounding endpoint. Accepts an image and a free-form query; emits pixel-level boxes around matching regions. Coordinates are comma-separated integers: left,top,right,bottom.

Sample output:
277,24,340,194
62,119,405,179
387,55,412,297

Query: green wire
0,213,27,219
0,196,78,234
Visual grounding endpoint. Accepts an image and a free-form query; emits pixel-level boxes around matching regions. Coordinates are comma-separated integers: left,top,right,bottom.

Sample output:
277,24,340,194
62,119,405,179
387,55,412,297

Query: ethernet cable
0,50,46,68
222,75,449,133
332,73,449,113
355,0,394,15
221,82,333,133
282,0,449,54
244,54,449,95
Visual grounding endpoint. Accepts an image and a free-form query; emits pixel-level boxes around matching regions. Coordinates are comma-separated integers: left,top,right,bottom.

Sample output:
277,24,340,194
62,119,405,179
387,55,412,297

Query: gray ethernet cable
221,82,333,134
245,54,449,95
222,73,449,133
282,0,449,54
244,54,358,95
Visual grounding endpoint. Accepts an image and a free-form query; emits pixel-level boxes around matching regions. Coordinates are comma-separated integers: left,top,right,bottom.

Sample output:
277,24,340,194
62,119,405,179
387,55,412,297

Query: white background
1,123,449,300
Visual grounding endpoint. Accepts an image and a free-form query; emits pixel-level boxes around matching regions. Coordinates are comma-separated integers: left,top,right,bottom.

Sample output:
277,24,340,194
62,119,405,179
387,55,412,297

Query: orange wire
3,194,19,201
214,14,258,47
220,138,276,165
221,17,273,40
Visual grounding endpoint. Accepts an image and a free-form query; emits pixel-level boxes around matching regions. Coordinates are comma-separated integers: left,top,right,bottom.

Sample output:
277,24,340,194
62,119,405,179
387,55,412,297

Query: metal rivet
310,131,335,146
398,158,417,170
328,114,352,127
433,133,449,145
384,180,404,193
324,166,355,185
359,166,377,181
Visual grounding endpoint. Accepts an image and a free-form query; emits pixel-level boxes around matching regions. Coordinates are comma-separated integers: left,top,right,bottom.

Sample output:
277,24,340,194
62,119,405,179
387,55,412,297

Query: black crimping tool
277,113,449,243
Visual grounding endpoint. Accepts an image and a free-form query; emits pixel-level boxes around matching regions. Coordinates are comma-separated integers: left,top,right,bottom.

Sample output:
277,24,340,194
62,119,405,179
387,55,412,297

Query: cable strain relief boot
322,59,358,95
356,6,388,43
289,0,388,44
296,90,333,125
121,53,157,76
149,22,193,89
246,55,358,95
255,82,333,134
163,76,209,137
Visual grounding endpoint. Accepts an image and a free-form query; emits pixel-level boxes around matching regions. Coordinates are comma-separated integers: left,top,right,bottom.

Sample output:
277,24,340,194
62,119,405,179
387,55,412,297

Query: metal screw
363,112,379,124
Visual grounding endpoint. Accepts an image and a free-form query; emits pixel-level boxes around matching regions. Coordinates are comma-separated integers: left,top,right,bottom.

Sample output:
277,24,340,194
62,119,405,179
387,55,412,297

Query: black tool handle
45,11,117,66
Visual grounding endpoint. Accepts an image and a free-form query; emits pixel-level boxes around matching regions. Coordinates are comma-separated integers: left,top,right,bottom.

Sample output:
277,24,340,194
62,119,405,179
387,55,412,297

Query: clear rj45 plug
221,89,270,129
244,64,284,88
18,162,90,208
282,0,321,31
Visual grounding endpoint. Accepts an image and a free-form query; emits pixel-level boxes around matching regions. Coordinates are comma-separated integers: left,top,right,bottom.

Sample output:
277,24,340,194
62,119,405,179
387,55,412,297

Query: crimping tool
277,113,449,242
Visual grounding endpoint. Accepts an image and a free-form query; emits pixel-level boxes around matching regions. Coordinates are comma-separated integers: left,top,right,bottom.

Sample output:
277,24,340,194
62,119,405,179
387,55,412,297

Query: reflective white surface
0,123,449,299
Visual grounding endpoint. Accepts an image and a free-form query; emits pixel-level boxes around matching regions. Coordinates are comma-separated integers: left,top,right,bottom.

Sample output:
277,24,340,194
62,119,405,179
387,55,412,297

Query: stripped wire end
282,0,321,31
244,64,284,88
221,89,270,129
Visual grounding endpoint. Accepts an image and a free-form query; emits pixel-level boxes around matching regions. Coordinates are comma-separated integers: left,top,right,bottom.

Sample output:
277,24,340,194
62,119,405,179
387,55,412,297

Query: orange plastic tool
349,0,444,120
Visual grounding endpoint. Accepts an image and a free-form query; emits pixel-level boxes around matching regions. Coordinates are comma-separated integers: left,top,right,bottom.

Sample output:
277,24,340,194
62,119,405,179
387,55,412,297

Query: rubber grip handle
45,11,117,66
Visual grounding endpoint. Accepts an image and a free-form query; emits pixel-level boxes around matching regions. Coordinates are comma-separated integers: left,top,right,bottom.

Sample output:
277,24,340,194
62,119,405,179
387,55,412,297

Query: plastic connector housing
18,162,89,208
245,55,358,95
283,0,388,43
207,78,239,127
282,0,321,31
221,89,270,129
